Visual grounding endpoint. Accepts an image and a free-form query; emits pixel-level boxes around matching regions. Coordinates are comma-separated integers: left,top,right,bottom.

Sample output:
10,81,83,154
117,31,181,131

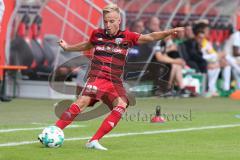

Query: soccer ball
38,126,64,148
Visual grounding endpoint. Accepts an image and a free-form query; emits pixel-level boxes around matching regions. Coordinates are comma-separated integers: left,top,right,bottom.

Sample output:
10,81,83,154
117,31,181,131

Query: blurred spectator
180,23,207,73
195,20,228,96
165,36,181,59
127,19,145,62
130,19,145,34
172,22,186,45
147,16,161,33
184,22,194,39
143,17,188,97
224,29,240,89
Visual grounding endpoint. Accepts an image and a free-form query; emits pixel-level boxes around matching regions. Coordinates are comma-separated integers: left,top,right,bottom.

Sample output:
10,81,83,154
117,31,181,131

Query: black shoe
158,90,177,98
0,95,12,102
178,89,191,98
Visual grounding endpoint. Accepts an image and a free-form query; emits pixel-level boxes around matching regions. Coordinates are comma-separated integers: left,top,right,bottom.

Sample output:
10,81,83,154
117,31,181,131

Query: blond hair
102,3,120,15
194,19,209,25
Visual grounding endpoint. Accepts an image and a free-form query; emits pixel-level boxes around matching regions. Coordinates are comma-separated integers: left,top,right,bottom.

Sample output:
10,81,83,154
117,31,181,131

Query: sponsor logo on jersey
96,46,123,54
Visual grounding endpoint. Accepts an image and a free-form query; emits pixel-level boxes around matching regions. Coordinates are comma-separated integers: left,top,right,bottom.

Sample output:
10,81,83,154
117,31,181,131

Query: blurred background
0,0,240,100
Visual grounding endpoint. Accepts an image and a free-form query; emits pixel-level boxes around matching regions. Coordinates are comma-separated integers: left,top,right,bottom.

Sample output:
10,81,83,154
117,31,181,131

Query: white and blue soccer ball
38,126,64,148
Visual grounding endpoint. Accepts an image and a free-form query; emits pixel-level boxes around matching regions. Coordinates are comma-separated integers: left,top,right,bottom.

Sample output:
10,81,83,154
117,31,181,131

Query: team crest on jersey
115,38,123,45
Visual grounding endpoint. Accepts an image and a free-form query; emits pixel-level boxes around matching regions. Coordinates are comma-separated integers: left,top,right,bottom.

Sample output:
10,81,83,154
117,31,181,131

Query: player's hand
58,39,68,51
174,58,186,67
169,27,185,36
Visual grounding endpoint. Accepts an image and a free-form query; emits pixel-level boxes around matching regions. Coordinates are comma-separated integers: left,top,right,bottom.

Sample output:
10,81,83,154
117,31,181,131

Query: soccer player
55,4,184,150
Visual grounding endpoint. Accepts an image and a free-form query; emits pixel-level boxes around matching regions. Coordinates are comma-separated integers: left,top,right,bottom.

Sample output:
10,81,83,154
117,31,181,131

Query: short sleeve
127,31,141,46
232,32,240,47
89,29,97,45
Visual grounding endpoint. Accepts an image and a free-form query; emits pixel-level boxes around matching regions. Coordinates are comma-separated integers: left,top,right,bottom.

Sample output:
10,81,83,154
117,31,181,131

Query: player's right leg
86,97,128,151
55,96,92,129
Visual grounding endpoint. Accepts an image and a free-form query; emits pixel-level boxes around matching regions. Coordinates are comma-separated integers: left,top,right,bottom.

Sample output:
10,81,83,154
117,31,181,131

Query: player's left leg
86,97,127,150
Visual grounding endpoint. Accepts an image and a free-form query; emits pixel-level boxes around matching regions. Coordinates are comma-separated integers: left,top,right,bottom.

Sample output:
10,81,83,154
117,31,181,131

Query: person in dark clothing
182,38,207,73
181,23,207,73
140,17,186,96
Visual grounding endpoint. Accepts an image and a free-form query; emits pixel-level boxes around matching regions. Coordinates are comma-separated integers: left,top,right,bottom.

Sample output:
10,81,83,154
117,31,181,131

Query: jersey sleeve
128,31,141,46
89,29,97,45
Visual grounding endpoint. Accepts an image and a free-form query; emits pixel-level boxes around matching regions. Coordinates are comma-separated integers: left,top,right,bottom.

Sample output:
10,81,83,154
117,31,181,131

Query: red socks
55,103,81,129
90,106,126,142
55,104,126,142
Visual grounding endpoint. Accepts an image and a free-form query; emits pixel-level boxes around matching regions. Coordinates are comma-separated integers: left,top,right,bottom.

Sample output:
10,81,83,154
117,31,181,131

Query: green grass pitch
0,97,240,160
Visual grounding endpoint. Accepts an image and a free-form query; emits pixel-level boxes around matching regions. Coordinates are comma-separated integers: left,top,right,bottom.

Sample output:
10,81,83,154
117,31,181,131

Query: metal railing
155,0,175,17
183,0,207,23
199,0,225,20
135,0,154,20
56,0,97,30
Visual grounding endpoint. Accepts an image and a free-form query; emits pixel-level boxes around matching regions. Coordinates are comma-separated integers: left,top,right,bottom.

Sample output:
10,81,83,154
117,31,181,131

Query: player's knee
113,97,128,108
118,100,128,108
118,102,128,108
75,96,91,109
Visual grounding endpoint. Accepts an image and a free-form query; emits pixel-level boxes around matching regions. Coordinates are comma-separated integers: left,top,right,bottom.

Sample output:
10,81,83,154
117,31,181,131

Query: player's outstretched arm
137,27,184,44
58,40,94,52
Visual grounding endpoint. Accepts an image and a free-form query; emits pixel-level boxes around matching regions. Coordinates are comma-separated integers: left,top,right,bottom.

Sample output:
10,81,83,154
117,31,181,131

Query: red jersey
88,28,140,83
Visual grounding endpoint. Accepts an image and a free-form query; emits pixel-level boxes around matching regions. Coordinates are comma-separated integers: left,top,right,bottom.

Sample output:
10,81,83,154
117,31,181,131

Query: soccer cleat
86,140,108,151
38,134,43,144
178,89,191,98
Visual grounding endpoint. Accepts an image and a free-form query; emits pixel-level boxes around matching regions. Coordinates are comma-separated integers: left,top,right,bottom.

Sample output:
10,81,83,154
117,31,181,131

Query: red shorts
81,77,127,109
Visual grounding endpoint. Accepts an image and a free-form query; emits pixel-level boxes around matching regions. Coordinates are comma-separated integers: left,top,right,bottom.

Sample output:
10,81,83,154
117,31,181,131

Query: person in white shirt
224,30,240,89
194,20,231,96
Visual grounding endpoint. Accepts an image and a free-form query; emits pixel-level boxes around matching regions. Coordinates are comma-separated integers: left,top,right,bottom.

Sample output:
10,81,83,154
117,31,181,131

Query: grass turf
0,97,239,160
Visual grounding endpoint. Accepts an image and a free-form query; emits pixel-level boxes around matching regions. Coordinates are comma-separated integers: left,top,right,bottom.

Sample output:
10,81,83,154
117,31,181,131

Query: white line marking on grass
0,123,240,147
0,125,85,133
31,122,53,125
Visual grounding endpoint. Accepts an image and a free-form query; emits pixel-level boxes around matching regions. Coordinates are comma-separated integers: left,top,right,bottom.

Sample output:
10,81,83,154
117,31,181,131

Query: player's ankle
89,138,97,142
